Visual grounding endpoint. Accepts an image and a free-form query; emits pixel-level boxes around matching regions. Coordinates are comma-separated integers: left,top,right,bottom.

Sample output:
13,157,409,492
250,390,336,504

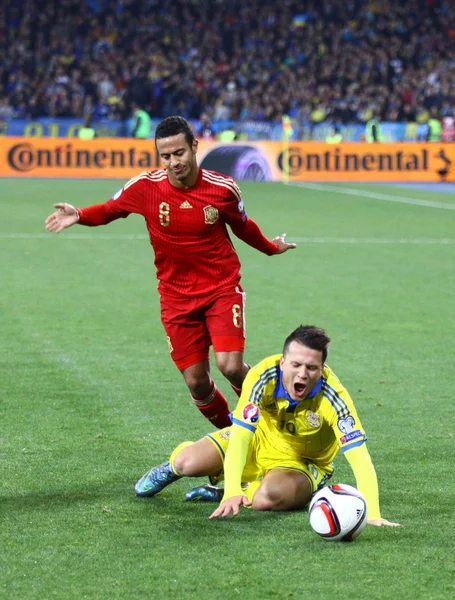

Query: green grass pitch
1,178,454,599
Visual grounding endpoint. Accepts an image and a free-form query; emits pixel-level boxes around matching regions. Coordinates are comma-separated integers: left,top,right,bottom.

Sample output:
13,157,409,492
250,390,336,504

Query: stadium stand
0,0,453,129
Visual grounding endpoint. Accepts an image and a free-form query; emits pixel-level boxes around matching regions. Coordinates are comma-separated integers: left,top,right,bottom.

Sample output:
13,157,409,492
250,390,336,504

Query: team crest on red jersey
203,205,219,224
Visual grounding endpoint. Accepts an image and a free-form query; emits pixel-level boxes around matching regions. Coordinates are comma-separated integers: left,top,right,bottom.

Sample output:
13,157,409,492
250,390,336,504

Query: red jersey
77,168,278,298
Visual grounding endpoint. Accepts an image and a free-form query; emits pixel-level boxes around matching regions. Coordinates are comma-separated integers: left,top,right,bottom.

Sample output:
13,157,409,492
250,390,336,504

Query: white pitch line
0,233,149,239
289,237,455,244
1,233,455,244
293,182,455,210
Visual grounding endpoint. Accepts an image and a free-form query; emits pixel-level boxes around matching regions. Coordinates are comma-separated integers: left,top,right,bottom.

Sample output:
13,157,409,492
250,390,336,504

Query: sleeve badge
242,404,260,424
337,415,356,433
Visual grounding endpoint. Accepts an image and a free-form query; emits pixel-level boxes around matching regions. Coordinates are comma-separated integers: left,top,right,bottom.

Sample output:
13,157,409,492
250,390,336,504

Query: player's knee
216,359,243,383
185,376,212,399
173,450,199,476
182,363,212,398
251,481,285,511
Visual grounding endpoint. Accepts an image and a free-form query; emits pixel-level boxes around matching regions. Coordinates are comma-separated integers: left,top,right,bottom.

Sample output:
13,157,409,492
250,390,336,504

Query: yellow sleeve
222,356,279,500
221,423,254,500
344,442,381,520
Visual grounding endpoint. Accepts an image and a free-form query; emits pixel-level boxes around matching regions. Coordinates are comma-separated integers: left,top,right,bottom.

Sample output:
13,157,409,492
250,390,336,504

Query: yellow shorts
206,427,333,494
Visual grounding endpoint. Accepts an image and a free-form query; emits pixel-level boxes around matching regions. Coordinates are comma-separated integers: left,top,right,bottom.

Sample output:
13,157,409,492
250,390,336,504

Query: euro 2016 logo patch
203,205,219,224
337,415,356,434
242,404,260,424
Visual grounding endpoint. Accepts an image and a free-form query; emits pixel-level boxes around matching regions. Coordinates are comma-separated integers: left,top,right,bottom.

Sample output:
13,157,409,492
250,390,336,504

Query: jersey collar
274,370,323,411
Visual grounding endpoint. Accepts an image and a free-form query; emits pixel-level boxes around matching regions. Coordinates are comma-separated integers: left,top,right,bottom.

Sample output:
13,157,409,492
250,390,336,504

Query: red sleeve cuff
77,204,109,226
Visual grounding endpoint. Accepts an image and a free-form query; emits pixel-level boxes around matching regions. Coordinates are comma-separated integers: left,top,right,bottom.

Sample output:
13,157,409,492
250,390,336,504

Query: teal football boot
135,461,181,497
185,484,224,503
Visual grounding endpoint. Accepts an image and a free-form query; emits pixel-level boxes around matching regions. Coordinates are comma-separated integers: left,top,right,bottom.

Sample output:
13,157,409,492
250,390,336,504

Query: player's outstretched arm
45,203,79,233
209,495,251,519
368,518,400,527
272,233,297,254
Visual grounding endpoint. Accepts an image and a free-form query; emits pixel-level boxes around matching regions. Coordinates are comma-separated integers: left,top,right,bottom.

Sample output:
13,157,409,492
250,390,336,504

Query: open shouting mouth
294,382,306,398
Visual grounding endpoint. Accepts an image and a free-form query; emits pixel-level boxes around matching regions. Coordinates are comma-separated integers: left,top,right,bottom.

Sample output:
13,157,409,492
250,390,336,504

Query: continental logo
2,139,454,182
277,146,451,175
7,142,161,172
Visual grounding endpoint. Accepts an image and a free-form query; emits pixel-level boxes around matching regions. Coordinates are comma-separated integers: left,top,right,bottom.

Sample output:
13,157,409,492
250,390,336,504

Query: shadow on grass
0,485,129,511
0,480,304,527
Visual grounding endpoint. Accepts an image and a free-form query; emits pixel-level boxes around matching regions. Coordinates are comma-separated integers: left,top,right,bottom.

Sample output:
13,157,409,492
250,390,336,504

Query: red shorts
160,285,246,371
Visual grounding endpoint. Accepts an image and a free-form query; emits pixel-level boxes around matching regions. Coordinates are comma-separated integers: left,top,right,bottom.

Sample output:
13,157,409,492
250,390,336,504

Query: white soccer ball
309,484,368,541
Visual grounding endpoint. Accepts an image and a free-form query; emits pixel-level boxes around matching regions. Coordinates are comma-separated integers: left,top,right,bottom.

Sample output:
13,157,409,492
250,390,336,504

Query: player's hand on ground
272,233,297,254
45,203,79,233
368,518,400,527
209,495,252,519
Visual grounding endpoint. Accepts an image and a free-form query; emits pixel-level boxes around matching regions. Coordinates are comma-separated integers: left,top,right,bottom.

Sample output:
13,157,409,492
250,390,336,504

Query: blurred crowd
0,0,454,126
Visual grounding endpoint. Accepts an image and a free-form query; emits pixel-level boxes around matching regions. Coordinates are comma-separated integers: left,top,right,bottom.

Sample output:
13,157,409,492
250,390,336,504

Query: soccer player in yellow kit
135,325,399,527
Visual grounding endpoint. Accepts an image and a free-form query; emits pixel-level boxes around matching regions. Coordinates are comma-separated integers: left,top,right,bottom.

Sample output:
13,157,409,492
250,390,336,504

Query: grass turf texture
1,179,454,599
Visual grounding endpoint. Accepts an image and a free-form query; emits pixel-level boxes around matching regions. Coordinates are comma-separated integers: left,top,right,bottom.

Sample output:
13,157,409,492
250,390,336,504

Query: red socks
192,383,231,429
231,383,242,397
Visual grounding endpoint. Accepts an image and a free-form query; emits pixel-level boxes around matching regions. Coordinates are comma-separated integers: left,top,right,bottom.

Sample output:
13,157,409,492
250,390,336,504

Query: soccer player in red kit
45,116,296,429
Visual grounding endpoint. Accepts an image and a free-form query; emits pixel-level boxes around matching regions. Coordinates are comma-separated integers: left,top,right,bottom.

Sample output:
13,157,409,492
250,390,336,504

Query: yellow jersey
232,354,366,468
224,354,382,519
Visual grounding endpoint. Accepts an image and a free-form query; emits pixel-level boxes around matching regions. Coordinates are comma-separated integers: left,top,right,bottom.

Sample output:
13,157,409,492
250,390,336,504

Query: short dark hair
155,116,195,147
283,325,331,363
